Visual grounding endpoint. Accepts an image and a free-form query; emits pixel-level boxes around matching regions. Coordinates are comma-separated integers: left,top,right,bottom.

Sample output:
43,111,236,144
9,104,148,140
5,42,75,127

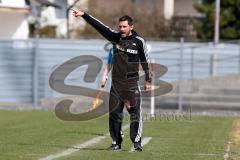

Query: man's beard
120,31,131,37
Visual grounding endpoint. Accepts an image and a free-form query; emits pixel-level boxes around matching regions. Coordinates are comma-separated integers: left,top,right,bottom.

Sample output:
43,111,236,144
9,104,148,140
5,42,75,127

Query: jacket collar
120,30,138,40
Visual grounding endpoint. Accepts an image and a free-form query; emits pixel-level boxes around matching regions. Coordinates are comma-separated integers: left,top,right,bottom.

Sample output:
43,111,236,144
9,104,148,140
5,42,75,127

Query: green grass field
0,110,239,160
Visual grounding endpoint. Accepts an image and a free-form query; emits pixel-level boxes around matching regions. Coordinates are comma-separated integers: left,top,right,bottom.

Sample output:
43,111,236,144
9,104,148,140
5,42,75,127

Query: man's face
118,20,133,38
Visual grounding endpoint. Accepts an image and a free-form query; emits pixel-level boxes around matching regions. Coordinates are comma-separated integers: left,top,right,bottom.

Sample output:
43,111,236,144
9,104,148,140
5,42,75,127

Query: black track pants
109,81,142,145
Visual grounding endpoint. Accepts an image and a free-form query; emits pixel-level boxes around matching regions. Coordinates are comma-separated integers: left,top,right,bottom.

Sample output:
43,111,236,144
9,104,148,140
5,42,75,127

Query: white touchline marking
142,137,152,146
39,136,105,160
223,141,231,160
195,153,220,156
129,137,152,152
39,124,130,160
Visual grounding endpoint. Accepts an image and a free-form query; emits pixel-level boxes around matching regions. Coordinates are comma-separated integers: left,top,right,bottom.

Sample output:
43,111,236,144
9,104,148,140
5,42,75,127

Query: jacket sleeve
82,13,120,43
137,37,152,82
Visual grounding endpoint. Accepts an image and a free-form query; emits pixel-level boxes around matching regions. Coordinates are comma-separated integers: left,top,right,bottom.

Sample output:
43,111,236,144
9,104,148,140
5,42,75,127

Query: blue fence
0,38,239,106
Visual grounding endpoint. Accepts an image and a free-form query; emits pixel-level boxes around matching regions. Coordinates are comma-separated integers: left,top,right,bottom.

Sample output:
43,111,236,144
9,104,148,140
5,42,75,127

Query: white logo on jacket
126,49,138,54
116,45,138,54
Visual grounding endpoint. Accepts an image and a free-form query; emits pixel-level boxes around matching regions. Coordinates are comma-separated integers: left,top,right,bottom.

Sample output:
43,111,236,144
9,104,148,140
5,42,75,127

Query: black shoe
107,144,121,151
129,143,143,152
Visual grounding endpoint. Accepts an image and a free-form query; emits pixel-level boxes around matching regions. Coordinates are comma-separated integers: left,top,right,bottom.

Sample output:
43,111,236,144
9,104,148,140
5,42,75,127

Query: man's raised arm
72,9,120,43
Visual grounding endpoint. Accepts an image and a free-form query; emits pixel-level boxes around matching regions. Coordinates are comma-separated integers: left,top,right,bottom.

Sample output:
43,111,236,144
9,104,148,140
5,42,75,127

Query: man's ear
130,25,134,31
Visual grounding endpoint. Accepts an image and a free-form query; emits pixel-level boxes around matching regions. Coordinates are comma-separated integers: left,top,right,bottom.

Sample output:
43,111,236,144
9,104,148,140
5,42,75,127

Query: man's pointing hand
71,8,84,17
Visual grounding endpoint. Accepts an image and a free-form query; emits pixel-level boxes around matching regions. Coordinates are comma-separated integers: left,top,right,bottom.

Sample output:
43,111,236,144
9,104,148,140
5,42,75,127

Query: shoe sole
107,149,122,151
129,149,143,153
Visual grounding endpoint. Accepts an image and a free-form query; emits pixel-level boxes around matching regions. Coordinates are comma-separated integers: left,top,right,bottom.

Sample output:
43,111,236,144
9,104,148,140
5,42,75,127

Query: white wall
0,0,26,7
40,0,67,37
0,12,29,39
41,7,58,26
41,6,68,37
164,0,174,20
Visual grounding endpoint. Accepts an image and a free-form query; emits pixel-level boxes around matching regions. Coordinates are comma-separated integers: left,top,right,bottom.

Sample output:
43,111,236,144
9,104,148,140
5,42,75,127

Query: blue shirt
107,48,114,64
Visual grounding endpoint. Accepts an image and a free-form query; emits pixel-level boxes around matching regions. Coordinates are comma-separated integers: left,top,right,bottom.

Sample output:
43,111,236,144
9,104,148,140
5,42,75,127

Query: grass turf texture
0,110,238,160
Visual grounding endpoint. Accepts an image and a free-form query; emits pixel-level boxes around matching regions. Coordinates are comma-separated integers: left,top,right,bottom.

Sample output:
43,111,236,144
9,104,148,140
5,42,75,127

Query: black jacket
82,13,152,82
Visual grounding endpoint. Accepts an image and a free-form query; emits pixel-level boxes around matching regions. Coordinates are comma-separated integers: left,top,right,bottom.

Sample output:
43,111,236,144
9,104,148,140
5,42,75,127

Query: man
72,9,152,152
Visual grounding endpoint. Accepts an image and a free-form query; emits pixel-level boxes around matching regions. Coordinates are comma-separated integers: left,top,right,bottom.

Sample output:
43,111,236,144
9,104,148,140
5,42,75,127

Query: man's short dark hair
119,15,134,26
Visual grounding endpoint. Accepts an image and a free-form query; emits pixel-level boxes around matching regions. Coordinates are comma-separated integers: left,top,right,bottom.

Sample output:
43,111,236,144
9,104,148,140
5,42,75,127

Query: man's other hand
145,81,151,91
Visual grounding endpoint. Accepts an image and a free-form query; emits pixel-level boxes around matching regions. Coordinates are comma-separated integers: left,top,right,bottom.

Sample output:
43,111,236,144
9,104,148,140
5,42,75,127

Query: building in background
0,0,30,39
90,0,199,20
0,0,200,39
28,0,89,38
84,0,201,40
